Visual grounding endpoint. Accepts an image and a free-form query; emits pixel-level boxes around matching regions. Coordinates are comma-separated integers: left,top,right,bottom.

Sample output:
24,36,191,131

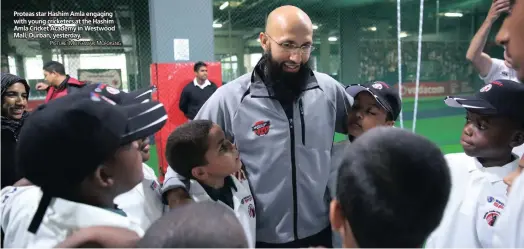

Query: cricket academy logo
483,210,500,226
252,120,270,136
248,204,256,218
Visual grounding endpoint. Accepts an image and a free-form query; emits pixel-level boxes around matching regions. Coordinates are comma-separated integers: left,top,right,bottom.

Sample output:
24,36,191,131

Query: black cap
17,86,167,234
346,81,402,120
77,83,156,105
444,79,524,123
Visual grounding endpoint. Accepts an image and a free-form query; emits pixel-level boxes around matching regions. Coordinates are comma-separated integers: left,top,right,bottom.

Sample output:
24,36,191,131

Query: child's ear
385,120,395,127
330,199,344,232
191,166,207,180
510,130,524,148
94,165,114,188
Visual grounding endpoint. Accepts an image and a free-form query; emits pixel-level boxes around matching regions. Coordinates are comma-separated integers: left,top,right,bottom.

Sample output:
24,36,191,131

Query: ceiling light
256,38,260,42
369,26,377,31
213,23,223,28
219,1,229,10
312,24,318,30
328,36,338,42
400,32,408,38
443,12,463,17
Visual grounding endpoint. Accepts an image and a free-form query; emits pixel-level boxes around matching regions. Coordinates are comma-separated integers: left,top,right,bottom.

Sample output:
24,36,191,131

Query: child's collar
472,153,519,183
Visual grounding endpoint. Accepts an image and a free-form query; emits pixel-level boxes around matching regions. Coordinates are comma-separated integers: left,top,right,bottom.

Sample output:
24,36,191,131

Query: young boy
163,120,256,248
0,86,167,247
136,201,249,248
426,79,524,248
330,81,402,197
329,127,451,247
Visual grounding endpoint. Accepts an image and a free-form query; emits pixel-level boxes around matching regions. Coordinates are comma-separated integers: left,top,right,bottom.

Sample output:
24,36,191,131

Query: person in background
179,61,218,120
492,1,524,246
330,127,451,248
426,79,524,248
466,0,520,84
1,73,30,189
136,201,249,248
35,61,85,103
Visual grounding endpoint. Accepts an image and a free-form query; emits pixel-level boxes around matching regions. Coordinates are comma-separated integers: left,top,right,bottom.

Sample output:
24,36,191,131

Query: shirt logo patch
150,181,159,191
241,195,253,204
483,210,500,226
501,71,508,77
252,120,270,136
487,196,494,203
494,200,505,209
248,204,256,218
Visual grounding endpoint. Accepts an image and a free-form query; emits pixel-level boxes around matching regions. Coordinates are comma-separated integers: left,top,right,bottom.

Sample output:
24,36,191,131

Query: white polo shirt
492,172,524,247
188,176,256,248
425,153,518,248
0,186,144,248
480,58,520,84
114,163,166,231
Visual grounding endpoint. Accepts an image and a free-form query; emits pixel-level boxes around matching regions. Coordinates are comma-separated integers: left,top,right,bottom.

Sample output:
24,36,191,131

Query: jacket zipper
299,99,305,146
287,114,299,241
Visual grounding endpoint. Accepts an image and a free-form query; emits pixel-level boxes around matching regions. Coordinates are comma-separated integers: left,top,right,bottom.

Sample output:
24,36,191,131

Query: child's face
100,141,144,194
460,111,521,159
347,92,394,138
329,199,358,248
504,157,524,194
194,124,242,180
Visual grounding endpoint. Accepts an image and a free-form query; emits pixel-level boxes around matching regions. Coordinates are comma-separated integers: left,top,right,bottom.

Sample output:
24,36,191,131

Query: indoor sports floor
147,96,466,176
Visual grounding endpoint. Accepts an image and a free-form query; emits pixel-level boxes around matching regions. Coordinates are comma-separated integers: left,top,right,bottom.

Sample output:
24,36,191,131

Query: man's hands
486,0,511,24
35,82,49,91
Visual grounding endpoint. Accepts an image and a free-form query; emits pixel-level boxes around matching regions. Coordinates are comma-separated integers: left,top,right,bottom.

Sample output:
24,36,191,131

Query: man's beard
260,50,311,103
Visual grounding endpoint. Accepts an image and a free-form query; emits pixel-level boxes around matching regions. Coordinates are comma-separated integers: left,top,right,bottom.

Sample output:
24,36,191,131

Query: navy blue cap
18,86,167,234
445,79,524,123
346,81,402,120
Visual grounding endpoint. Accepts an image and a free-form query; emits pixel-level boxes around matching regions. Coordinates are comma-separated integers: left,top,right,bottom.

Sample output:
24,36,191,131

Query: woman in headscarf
1,73,30,188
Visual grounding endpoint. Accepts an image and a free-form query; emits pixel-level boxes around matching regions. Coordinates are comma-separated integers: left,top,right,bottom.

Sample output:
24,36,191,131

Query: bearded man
161,5,352,248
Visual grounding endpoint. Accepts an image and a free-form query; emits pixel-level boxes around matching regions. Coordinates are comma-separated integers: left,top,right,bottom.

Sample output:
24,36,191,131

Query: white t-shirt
479,58,520,84
0,186,144,248
492,172,524,247
425,153,518,248
114,163,166,231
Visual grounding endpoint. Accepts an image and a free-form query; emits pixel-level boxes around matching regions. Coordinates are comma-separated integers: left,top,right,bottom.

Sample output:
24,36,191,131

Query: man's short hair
336,127,451,248
165,120,214,178
194,61,207,72
136,201,248,248
43,61,66,75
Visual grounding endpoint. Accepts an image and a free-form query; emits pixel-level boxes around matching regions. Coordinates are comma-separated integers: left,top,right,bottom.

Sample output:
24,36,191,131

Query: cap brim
124,86,156,104
120,101,167,144
444,96,497,114
346,85,393,113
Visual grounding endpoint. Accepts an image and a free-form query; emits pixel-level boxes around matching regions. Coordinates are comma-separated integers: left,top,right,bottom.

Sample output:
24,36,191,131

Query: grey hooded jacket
162,67,352,244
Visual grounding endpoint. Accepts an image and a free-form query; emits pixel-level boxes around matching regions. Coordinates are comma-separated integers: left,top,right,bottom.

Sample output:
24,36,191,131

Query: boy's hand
234,169,247,181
